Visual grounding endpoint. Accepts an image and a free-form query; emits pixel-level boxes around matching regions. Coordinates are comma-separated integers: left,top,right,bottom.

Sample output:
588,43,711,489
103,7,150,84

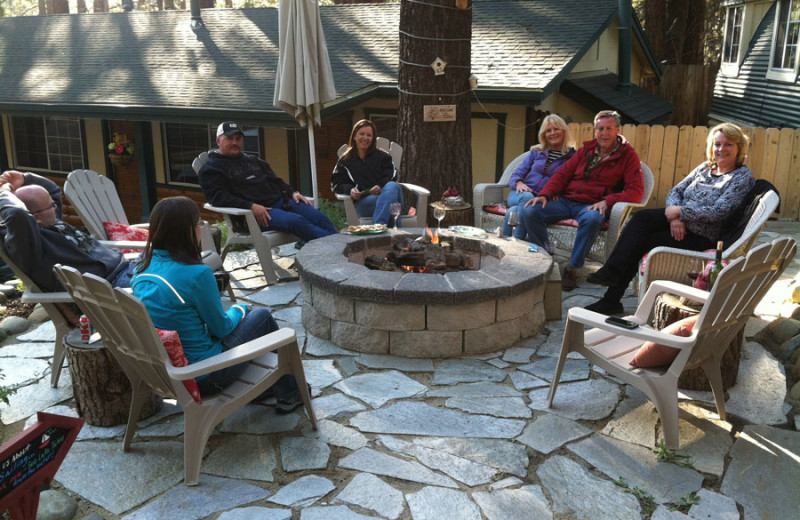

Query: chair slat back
687,238,796,367
53,265,181,400
65,170,130,239
640,163,655,205
727,190,780,258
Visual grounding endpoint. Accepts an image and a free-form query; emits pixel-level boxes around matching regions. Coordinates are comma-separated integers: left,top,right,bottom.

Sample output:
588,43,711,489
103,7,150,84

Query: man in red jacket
522,110,643,290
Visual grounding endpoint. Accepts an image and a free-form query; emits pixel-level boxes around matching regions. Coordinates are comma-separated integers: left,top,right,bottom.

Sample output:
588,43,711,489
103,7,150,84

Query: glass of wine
389,202,402,230
433,204,446,232
506,206,521,241
686,256,704,282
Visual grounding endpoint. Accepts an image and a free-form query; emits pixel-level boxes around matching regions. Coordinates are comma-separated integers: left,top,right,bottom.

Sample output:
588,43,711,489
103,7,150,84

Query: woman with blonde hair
585,122,755,315
502,114,575,238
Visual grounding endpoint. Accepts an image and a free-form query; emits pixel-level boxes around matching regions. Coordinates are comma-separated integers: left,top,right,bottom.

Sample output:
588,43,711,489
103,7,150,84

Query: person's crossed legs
263,199,338,241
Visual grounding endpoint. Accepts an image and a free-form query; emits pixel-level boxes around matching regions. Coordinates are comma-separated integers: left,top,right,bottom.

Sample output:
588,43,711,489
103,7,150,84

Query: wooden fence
566,123,800,221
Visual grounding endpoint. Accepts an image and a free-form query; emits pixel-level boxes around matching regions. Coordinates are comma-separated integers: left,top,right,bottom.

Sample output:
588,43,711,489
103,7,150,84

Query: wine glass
686,257,704,282
506,206,521,240
433,204,446,232
389,202,402,230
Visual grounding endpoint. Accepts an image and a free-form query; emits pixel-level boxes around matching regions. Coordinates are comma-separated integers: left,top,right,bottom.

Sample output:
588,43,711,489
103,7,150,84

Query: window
769,0,800,80
163,123,260,185
722,4,744,64
11,116,84,173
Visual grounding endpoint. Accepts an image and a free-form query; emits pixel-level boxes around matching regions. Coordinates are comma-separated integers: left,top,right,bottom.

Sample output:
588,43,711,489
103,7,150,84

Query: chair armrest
567,307,696,349
99,240,146,250
203,203,252,217
21,290,72,304
604,201,647,260
635,279,709,322
473,183,507,207
399,182,430,197
335,193,351,201
129,223,150,230
166,327,297,380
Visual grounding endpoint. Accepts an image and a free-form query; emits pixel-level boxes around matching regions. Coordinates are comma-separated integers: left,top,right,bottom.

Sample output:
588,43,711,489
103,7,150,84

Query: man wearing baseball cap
198,121,337,243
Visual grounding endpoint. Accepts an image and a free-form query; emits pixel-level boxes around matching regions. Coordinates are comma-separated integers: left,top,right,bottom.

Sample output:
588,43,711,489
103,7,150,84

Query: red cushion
554,219,610,231
103,221,149,253
629,315,698,368
156,328,202,403
483,204,507,216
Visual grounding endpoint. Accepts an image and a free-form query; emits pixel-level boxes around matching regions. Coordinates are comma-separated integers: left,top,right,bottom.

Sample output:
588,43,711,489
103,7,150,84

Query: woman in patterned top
502,114,575,238
584,123,756,315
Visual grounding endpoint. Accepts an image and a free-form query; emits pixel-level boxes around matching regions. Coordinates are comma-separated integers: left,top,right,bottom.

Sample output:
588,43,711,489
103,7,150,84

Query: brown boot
561,265,578,291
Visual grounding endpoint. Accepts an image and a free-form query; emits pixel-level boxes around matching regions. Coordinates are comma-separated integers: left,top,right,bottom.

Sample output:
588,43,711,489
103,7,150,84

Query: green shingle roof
0,1,650,121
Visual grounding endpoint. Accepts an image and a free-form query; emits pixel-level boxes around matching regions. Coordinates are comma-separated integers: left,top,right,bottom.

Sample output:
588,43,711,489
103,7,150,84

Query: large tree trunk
50,0,69,14
641,0,707,65
93,0,108,12
398,0,472,206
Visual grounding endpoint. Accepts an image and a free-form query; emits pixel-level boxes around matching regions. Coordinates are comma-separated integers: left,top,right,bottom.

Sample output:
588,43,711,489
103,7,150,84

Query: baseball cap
216,121,244,138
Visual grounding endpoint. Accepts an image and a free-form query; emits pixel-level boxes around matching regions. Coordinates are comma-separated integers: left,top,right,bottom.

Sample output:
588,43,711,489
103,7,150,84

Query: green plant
669,492,701,511
653,439,694,468
318,199,347,231
0,370,17,406
614,477,657,514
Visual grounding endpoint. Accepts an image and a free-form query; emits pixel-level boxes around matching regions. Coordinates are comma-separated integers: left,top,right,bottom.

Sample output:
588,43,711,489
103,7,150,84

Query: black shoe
275,383,311,414
585,298,624,316
586,269,616,286
294,240,306,250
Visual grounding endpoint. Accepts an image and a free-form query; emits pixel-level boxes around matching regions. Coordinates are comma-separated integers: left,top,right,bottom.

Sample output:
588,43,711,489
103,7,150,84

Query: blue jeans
355,182,404,227
522,198,606,268
262,199,338,242
196,308,297,398
502,191,535,238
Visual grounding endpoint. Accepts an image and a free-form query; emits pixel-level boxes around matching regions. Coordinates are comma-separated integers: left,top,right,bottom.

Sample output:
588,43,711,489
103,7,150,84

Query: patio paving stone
280,436,331,472
410,437,529,477
529,378,620,421
538,455,641,520
301,419,369,451
338,447,457,488
426,381,521,398
445,396,532,418
349,402,525,438
267,475,335,507
220,404,301,433
331,473,405,519
299,505,381,520
472,485,552,520
204,434,277,481
333,370,427,408
217,507,291,520
311,392,366,419
431,359,507,385
405,487,481,520
516,413,592,454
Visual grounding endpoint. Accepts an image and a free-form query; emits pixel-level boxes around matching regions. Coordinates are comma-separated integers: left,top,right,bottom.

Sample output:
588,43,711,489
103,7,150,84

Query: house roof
711,2,800,128
561,72,674,124
0,1,661,124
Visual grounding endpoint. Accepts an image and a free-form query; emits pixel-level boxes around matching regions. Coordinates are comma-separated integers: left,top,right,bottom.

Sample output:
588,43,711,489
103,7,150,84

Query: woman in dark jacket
331,120,403,227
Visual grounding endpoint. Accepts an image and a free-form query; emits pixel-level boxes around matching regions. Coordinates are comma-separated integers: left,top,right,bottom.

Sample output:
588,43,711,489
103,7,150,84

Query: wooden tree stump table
428,201,473,228
64,330,162,426
653,293,743,391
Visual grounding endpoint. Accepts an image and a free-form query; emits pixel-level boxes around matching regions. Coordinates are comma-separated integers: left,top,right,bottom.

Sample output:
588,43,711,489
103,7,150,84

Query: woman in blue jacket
503,114,575,238
132,197,300,410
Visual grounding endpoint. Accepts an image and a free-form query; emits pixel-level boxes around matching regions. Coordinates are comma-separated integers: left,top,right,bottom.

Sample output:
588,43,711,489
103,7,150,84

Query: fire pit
296,229,553,358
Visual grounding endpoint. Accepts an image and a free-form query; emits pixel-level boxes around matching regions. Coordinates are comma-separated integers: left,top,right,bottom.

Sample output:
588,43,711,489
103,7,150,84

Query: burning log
364,255,408,272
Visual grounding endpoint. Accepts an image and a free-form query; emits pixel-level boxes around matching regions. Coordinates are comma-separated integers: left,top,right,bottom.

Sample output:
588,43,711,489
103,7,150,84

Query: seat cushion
629,315,698,368
103,222,149,253
482,204,507,216
156,328,202,403
553,219,610,231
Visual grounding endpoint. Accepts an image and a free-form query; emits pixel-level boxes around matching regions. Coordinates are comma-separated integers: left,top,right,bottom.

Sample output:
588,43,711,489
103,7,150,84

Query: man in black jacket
198,121,337,242
1,171,133,321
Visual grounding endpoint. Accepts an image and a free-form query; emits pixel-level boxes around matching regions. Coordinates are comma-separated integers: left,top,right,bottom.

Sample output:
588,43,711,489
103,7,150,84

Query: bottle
707,241,724,289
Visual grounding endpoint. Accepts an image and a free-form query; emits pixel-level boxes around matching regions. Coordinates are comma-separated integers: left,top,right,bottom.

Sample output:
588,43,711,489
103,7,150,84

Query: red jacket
539,137,643,208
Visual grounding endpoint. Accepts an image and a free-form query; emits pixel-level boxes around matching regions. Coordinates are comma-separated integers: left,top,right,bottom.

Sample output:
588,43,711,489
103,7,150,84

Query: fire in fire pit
363,229,477,273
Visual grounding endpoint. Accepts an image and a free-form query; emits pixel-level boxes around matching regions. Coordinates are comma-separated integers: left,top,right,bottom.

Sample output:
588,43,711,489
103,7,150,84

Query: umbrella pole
308,125,319,208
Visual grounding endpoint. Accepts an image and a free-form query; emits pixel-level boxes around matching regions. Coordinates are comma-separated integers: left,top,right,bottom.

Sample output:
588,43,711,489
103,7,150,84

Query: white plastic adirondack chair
64,169,220,260
53,265,317,486
334,138,430,227
192,152,298,286
0,242,72,387
64,169,233,299
547,237,796,449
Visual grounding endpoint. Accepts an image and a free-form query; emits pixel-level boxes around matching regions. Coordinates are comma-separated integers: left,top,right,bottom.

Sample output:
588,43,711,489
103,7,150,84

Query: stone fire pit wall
296,230,553,358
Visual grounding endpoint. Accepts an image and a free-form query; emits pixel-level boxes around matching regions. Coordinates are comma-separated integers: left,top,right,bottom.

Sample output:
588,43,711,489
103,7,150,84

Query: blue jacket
131,250,245,377
508,148,575,194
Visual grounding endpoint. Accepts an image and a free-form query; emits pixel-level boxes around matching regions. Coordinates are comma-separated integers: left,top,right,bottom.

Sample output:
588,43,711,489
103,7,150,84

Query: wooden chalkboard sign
0,412,84,520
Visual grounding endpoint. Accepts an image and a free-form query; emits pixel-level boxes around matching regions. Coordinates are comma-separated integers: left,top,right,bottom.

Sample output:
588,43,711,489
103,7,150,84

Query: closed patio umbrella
274,0,336,208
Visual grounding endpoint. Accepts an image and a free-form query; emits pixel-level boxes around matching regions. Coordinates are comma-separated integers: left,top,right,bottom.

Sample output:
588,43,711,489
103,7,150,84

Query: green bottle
708,241,724,289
